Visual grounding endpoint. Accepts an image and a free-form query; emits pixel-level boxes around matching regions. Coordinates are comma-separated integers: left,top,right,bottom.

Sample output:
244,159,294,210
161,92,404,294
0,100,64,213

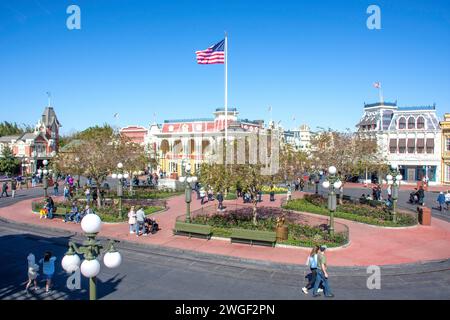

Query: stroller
143,217,159,235
408,191,419,204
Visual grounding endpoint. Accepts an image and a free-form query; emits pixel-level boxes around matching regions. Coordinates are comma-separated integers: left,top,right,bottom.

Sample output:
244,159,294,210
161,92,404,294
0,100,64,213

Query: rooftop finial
46,91,51,107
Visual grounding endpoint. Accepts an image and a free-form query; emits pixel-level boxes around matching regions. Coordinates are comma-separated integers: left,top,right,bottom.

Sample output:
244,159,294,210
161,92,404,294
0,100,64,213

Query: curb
2,215,450,274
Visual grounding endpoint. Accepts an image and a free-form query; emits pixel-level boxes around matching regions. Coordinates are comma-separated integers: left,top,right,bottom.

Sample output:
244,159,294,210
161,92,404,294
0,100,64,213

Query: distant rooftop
364,101,397,108
164,118,214,123
397,105,436,111
215,107,238,112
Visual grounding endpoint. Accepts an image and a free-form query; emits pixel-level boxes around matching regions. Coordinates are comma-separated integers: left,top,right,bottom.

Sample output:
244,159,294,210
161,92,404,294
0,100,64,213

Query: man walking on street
312,245,334,298
1,181,9,198
217,191,224,210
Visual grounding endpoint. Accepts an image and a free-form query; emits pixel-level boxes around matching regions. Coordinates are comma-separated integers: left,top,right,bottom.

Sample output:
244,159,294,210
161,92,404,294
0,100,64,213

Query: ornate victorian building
0,106,61,174
356,102,442,184
283,124,312,152
121,108,266,177
440,113,450,185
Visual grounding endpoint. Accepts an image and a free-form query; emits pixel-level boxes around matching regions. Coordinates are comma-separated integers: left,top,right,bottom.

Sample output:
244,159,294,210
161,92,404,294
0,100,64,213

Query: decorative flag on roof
373,82,381,89
196,39,225,64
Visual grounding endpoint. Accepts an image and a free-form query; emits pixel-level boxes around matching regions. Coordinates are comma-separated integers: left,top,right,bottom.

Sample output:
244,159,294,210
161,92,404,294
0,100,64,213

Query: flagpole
379,87,384,104
224,32,228,143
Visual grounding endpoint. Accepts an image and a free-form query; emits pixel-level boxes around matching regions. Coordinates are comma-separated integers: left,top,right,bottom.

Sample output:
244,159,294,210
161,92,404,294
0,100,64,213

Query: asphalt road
0,220,449,300
0,187,45,209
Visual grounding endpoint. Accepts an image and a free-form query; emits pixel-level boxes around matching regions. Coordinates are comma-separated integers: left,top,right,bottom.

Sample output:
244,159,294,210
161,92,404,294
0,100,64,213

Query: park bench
342,195,352,201
173,221,212,239
230,228,277,247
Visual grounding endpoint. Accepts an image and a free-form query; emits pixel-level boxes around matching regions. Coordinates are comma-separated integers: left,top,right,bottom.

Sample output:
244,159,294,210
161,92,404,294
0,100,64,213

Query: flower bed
190,206,348,248
261,186,288,194
283,194,417,227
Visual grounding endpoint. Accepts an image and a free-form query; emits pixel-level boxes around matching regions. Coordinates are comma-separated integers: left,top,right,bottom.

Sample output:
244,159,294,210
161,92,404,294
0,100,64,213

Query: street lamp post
61,213,122,300
322,166,342,236
112,163,129,219
386,165,402,223
38,160,51,198
180,163,197,223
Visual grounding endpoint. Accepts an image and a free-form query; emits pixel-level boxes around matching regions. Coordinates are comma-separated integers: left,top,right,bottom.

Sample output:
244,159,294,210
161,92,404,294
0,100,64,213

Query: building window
398,139,406,153
446,137,450,152
426,138,434,154
416,117,425,129
417,139,425,154
446,164,450,182
407,139,415,153
398,117,406,129
389,139,397,153
407,117,415,129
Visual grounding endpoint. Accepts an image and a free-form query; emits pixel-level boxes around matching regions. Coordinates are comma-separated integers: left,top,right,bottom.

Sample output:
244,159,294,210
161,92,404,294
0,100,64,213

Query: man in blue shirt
64,202,79,223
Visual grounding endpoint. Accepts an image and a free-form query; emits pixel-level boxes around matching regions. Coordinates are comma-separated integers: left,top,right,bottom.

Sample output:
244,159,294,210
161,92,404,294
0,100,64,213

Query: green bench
173,221,212,239
230,228,277,247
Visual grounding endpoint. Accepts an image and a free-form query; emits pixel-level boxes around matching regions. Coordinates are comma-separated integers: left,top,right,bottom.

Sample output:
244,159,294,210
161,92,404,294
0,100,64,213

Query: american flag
196,39,225,64
373,82,381,89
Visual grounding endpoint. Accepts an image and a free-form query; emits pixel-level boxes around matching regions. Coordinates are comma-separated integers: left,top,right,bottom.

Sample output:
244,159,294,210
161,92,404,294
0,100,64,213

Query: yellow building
441,113,450,185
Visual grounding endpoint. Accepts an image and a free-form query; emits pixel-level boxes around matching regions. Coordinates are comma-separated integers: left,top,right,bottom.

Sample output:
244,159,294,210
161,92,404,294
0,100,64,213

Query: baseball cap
320,245,327,251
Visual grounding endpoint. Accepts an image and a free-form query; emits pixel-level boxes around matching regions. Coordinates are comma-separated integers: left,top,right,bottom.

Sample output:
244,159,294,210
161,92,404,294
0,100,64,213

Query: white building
357,102,442,185
283,124,312,152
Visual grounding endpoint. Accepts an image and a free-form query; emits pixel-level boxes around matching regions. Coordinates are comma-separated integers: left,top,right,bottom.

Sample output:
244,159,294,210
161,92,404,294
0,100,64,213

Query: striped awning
389,139,397,147
417,138,425,147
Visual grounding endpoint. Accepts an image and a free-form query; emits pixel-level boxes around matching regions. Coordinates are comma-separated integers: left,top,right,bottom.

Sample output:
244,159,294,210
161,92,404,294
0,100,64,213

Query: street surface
0,220,449,300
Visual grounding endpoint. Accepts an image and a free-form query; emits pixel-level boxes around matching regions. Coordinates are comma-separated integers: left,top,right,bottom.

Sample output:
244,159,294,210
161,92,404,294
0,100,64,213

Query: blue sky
0,0,449,135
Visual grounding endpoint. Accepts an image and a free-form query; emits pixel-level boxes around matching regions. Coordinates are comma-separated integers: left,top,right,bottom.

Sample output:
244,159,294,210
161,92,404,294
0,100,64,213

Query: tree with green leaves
0,121,33,137
54,126,147,207
0,146,20,175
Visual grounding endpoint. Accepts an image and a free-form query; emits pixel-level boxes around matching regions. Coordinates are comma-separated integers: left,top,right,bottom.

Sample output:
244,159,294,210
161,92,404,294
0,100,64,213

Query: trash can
276,226,288,241
417,206,431,226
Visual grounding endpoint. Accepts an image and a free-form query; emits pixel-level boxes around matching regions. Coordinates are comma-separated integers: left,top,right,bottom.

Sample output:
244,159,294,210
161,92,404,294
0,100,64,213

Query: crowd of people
127,206,159,237
302,245,334,298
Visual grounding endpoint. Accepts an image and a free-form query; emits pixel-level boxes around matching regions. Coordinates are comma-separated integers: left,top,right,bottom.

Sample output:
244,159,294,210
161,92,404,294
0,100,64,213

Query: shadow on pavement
0,231,124,300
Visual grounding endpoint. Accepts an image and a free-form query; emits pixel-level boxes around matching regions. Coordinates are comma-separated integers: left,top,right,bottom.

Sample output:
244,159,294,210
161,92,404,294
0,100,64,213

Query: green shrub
283,196,417,227
191,210,347,247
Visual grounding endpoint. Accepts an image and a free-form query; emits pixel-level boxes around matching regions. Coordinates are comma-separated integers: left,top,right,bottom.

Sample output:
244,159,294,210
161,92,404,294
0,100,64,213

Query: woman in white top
128,206,137,234
26,253,39,291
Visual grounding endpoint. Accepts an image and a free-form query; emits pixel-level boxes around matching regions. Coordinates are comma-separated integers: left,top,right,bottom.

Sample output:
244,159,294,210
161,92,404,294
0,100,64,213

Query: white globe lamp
328,166,337,175
61,254,81,273
386,174,393,181
117,162,123,169
80,259,101,278
117,173,123,180
81,214,102,234
396,174,403,181
123,173,129,179
334,181,342,189
322,181,330,189
103,251,122,269
43,160,48,166
111,173,117,179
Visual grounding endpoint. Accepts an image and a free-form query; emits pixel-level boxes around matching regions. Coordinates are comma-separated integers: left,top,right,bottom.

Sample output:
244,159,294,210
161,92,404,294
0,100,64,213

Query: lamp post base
89,276,97,300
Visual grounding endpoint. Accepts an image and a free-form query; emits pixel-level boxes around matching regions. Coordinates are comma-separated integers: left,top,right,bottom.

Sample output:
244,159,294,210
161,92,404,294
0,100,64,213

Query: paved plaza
1,187,450,266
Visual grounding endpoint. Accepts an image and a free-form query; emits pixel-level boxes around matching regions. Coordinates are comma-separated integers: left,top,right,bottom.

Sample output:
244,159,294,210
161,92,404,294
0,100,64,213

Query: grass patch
191,210,347,248
283,196,417,227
